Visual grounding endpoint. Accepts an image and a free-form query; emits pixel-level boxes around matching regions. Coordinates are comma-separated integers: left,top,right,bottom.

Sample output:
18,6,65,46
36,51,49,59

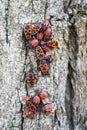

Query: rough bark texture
0,0,87,130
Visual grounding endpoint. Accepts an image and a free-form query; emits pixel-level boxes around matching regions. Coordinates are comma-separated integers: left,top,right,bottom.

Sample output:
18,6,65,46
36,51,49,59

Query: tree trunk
0,0,87,130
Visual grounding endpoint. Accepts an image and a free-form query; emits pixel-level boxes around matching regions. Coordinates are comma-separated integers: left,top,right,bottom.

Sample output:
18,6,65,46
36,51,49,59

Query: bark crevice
64,0,73,13
65,61,75,130
65,15,78,130
17,89,24,130
20,102,24,130
44,0,48,19
19,45,29,130
22,46,29,96
5,0,10,44
68,20,78,60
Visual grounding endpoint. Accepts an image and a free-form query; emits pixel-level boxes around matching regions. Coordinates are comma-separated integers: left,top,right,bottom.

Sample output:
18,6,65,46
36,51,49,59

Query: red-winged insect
38,55,55,75
26,39,39,49
23,22,42,40
33,95,40,105
23,96,31,101
40,41,50,52
47,39,58,48
39,58,49,75
42,20,49,31
38,90,49,99
42,104,52,112
25,100,37,119
24,88,52,119
25,107,34,119
36,32,43,40
35,46,45,60
23,25,33,40
44,27,52,39
27,69,37,85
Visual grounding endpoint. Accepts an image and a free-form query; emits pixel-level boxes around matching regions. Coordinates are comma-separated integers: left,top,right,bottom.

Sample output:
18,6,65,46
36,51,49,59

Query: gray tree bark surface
0,0,87,130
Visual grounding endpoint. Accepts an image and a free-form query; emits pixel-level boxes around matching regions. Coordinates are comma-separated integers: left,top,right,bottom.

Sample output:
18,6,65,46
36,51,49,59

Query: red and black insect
25,100,37,119
36,29,44,40
23,25,33,40
40,39,58,51
35,46,45,60
42,20,49,31
26,101,37,112
23,96,31,101
24,89,52,119
27,69,37,85
38,90,49,99
40,41,50,52
47,39,58,48
33,95,40,105
24,96,38,119
26,39,39,49
43,20,49,26
44,27,52,39
23,22,42,40
25,107,34,119
39,59,49,75
42,104,52,112
37,54,55,75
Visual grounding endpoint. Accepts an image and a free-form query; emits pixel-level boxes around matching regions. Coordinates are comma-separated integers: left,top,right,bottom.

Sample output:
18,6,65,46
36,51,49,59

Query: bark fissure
65,61,75,130
68,22,78,60
65,16,79,130
17,89,24,130
44,0,48,19
23,46,28,96
20,102,24,130
5,0,10,44
64,0,73,13
31,0,36,13
53,110,60,129
18,45,29,130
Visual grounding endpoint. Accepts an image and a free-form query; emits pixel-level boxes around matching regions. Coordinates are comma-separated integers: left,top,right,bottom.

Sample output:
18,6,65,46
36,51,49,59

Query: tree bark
0,0,87,130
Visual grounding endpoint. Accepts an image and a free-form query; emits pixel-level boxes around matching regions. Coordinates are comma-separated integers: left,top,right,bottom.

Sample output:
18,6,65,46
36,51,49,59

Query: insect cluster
23,19,58,119
23,90,52,119
23,19,58,76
